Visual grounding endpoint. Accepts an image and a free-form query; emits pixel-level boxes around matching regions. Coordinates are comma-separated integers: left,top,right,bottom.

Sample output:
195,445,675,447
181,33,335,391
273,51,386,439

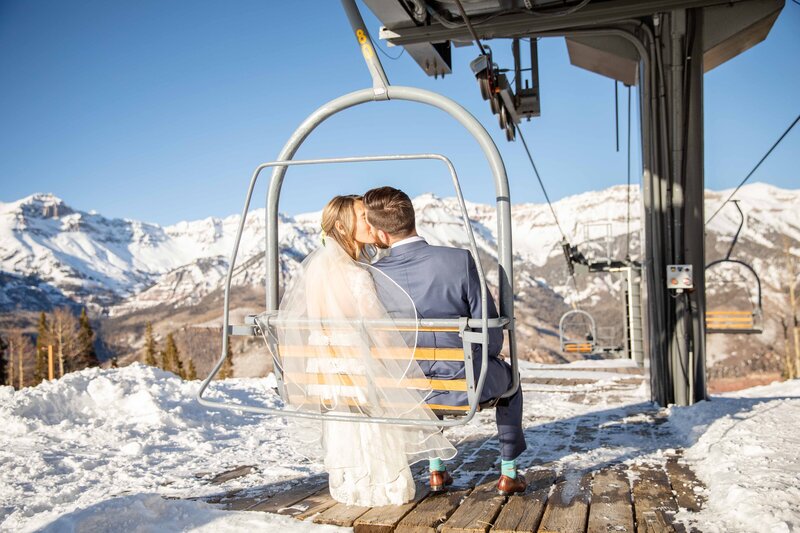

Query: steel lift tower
362,0,785,406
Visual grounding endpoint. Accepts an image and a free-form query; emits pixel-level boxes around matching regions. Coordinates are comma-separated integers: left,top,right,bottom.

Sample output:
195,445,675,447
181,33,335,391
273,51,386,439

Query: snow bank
0,364,319,532
669,380,800,533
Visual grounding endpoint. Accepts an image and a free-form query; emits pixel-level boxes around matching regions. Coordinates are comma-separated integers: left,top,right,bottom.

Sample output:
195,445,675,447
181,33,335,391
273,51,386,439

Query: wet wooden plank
538,471,592,533
441,480,506,533
220,488,271,511
210,465,256,484
665,457,705,512
313,501,371,527
631,465,679,533
288,488,338,520
354,484,431,533
396,488,472,533
248,477,328,513
587,468,634,533
640,510,676,533
492,470,555,533
456,442,500,485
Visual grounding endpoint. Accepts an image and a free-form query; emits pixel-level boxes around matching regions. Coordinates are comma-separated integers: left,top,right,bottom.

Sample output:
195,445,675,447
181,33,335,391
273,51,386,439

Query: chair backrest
279,342,471,416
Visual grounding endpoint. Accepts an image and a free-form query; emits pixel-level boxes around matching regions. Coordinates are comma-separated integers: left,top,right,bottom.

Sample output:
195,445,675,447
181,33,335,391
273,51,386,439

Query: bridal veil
259,240,456,505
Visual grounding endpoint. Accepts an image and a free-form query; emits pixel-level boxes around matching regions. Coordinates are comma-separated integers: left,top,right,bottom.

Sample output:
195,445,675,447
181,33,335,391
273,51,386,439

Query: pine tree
218,337,234,380
185,357,197,381
76,308,100,370
162,333,180,376
34,312,50,385
144,322,158,367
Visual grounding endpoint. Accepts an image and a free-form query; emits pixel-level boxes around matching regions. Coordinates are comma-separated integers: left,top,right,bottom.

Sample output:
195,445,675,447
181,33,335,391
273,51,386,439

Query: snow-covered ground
2,362,798,532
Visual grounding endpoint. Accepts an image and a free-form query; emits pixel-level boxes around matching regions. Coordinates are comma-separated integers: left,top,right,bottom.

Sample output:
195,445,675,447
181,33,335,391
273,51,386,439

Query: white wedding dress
265,240,456,506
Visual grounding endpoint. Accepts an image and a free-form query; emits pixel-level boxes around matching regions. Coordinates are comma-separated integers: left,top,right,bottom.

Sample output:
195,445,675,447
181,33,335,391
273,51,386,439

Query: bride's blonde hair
321,194,363,260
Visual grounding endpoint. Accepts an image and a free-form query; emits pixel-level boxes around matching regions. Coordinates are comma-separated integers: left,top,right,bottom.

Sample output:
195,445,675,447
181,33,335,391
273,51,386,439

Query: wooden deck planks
665,456,705,513
537,472,592,533
587,467,634,533
209,465,256,485
395,488,472,533
491,469,555,533
354,485,432,533
247,476,328,513
289,488,339,520
314,501,371,527
441,480,506,533
631,465,680,533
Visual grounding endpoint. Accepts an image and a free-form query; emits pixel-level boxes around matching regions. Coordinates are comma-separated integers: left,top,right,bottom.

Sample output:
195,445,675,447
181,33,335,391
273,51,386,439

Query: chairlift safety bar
197,153,517,428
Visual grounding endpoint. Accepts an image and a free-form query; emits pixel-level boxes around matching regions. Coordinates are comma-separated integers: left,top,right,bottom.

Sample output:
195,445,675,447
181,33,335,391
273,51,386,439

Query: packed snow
1,361,798,532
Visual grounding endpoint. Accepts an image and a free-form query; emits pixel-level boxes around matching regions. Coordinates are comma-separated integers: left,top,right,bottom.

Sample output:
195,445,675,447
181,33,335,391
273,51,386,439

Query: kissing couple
274,186,526,507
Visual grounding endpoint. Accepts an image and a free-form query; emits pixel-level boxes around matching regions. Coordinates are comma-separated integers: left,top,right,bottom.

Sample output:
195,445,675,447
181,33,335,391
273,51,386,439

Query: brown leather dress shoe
430,470,454,492
497,473,527,495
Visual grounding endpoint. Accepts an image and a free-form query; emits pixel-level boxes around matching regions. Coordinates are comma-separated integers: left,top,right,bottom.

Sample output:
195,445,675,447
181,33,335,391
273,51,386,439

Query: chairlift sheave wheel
499,104,509,130
490,94,500,115
505,122,516,142
478,75,491,101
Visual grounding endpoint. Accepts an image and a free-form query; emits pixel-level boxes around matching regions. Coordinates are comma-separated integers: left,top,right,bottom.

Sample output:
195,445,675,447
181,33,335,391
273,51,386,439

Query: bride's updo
321,194,363,260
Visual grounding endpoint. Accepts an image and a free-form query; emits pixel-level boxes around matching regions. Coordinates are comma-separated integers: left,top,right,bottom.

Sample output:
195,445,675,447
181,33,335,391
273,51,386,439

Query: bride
270,194,456,507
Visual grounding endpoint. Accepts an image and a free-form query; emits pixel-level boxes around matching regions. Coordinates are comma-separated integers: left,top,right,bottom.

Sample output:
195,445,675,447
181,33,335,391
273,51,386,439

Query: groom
363,186,527,495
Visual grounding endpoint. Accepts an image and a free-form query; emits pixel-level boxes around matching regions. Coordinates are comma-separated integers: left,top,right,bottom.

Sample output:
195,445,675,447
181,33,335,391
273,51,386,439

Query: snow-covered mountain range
1,184,798,317
2,183,798,368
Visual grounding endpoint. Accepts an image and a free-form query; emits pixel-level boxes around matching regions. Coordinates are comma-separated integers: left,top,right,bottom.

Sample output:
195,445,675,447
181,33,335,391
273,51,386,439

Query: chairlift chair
559,309,597,354
704,201,763,334
196,0,520,428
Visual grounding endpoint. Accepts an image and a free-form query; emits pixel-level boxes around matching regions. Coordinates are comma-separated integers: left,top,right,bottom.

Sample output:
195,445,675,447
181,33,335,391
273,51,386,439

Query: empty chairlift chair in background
196,0,519,428
559,309,597,355
705,201,763,334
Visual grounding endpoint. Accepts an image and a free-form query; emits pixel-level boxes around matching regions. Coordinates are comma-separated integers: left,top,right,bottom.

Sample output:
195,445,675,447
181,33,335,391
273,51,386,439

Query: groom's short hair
363,186,415,236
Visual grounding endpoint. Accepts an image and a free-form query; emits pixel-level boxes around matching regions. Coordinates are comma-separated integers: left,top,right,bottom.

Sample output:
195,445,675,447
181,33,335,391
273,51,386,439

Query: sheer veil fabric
260,240,456,506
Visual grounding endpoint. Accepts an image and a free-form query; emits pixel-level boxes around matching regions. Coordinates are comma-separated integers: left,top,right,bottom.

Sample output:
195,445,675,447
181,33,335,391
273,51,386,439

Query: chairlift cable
517,127,569,241
706,113,799,225
453,0,489,57
369,34,405,61
518,126,582,309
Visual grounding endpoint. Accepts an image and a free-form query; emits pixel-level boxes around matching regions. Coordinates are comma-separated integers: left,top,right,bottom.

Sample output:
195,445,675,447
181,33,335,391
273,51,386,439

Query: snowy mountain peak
2,192,74,220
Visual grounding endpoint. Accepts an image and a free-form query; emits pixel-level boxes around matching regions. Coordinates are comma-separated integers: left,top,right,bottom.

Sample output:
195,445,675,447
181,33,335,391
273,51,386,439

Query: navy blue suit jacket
372,240,505,406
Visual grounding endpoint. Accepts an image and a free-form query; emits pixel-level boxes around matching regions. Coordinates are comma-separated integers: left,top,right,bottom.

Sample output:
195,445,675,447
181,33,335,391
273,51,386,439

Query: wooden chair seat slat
284,372,468,392
279,345,464,361
564,343,594,353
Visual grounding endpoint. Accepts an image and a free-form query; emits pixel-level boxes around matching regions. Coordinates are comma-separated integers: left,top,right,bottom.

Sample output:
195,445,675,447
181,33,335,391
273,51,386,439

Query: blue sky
1,1,797,226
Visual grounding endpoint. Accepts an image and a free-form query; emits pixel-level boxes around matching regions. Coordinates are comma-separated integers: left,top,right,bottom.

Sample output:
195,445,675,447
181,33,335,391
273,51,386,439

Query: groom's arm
464,252,504,357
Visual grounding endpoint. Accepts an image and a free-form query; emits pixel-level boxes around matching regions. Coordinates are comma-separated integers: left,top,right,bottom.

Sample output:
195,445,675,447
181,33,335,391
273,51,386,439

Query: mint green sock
501,459,516,479
429,458,445,472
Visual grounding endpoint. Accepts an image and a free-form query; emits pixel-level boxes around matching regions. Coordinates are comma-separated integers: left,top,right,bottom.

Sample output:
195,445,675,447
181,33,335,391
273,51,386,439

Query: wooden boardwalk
191,364,707,532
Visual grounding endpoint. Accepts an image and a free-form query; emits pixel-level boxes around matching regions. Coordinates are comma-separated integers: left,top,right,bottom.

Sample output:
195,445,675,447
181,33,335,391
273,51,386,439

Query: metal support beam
650,8,708,406
684,8,709,403
383,0,746,45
